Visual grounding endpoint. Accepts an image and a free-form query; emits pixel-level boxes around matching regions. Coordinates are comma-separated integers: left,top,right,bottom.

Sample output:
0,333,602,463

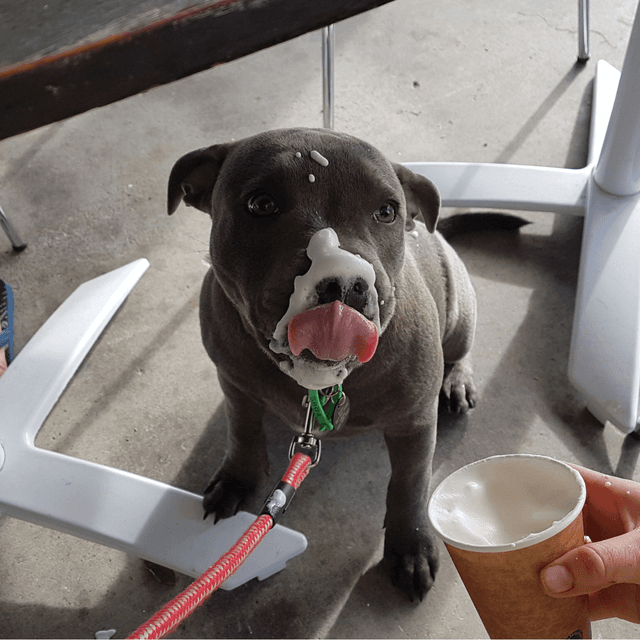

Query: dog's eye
373,203,397,224
247,193,280,217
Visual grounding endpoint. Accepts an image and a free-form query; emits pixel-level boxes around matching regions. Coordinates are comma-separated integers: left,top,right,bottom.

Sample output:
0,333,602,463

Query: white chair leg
569,4,640,434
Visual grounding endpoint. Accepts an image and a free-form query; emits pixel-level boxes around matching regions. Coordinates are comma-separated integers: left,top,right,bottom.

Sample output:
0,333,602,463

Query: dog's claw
440,360,478,415
387,550,437,602
384,531,439,602
202,472,256,523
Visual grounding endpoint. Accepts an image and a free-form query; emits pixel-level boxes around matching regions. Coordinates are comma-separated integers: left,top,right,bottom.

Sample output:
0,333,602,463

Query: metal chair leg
321,4,588,126
322,24,335,129
0,204,27,251
578,0,590,62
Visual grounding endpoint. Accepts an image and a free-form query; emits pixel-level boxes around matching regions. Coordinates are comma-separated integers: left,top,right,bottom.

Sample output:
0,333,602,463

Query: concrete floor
1,0,640,637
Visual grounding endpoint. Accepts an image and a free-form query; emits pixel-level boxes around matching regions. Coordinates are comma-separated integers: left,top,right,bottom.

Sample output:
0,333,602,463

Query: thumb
541,530,640,597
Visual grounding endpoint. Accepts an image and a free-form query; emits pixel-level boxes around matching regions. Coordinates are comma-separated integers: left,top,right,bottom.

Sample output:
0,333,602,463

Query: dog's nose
316,277,370,313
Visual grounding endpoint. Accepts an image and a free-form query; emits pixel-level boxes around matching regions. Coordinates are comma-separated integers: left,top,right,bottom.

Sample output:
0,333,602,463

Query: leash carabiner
288,399,322,467
288,384,345,467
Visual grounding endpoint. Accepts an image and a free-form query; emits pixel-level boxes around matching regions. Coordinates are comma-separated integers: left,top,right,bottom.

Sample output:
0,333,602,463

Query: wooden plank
0,0,394,140
0,0,199,69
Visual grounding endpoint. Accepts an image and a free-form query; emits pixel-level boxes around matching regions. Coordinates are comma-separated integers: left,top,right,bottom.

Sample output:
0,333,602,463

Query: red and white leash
127,452,313,640
127,387,342,639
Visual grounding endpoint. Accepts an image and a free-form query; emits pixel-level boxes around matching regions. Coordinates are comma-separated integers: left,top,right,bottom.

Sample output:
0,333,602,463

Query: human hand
0,346,7,376
540,463,640,623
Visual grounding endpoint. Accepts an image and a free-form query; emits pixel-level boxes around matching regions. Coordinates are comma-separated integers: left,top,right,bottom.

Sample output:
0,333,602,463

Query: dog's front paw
440,360,478,414
384,530,439,602
202,471,257,524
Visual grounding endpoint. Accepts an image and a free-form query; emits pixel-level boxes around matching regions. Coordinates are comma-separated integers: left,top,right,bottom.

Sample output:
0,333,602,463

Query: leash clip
289,398,322,467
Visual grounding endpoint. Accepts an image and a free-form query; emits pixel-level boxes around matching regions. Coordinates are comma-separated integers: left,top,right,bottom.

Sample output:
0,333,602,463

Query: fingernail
542,565,574,593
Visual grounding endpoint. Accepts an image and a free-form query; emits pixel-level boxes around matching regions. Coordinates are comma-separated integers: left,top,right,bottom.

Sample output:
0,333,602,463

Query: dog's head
168,128,439,389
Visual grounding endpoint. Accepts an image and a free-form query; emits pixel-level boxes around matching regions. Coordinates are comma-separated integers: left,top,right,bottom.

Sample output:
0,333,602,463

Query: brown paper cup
428,455,591,639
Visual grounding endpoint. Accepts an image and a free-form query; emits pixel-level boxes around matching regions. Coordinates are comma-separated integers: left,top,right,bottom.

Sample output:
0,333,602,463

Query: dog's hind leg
202,376,269,523
438,239,478,414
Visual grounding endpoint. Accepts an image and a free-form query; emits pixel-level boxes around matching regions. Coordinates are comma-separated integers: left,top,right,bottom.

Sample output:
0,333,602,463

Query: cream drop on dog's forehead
228,143,333,203
309,150,329,167
292,149,329,184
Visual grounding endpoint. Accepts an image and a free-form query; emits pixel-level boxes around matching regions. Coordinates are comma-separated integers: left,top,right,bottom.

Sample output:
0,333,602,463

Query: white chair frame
0,260,307,590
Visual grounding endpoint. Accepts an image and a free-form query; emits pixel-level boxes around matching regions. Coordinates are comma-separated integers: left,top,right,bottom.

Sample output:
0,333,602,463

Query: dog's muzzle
269,228,381,390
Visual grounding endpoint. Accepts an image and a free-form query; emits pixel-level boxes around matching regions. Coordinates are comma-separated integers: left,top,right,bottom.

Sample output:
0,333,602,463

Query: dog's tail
436,212,530,241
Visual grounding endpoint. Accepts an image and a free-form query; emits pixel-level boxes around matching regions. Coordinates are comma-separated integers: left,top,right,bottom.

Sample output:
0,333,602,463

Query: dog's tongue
288,301,378,363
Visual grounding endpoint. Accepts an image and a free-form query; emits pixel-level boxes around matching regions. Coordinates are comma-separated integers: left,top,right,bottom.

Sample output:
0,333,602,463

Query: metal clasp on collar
288,396,322,467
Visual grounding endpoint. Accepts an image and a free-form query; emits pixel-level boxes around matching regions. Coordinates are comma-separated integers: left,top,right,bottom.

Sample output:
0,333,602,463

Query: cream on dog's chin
277,354,352,390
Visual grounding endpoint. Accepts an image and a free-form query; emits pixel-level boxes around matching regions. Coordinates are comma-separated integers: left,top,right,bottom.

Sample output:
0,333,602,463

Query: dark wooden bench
0,0,394,141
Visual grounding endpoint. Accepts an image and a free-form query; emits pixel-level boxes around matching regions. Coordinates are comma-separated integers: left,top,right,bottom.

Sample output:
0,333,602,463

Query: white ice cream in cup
427,454,591,639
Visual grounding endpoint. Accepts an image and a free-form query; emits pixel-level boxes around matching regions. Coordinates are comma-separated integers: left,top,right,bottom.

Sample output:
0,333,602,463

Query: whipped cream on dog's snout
270,228,381,389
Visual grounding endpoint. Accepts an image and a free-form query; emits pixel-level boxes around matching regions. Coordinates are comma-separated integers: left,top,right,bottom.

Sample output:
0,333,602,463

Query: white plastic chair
323,0,640,432
0,259,307,589
402,0,640,434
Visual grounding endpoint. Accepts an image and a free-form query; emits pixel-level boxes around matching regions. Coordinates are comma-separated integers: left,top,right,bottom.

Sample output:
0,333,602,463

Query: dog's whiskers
182,233,211,265
184,233,210,247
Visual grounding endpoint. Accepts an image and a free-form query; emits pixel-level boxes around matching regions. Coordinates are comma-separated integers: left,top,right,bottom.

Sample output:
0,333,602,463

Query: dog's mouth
288,301,378,363
271,301,379,390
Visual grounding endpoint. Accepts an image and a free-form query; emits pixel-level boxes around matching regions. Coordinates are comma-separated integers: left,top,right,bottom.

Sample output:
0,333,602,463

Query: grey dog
167,128,479,601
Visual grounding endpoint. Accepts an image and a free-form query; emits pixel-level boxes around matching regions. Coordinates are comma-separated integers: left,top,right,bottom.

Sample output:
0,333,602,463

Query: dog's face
168,128,439,389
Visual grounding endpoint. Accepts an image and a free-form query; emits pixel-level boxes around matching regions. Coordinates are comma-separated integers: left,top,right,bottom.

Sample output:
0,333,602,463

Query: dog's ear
393,164,440,233
167,145,229,215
